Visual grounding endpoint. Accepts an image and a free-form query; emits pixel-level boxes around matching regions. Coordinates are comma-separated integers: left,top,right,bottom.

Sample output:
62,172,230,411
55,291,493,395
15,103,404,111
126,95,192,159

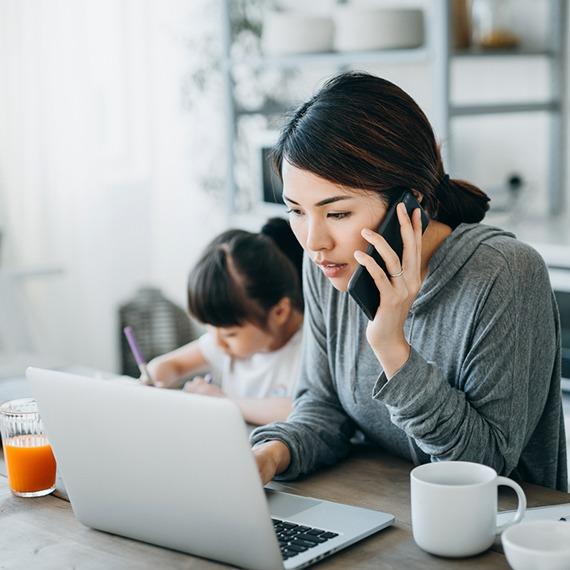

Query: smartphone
348,191,429,320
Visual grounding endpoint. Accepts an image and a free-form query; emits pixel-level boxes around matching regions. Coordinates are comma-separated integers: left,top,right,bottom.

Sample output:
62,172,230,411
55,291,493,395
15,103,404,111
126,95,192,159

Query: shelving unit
221,0,567,217
232,47,430,69
432,0,567,215
220,0,434,218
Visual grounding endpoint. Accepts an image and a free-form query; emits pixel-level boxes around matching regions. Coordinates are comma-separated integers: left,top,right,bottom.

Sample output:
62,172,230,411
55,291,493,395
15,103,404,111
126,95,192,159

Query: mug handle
495,476,527,534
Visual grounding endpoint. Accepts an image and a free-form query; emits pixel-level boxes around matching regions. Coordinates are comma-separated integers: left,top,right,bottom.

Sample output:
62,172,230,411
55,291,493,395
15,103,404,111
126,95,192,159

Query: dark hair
187,218,303,328
272,71,490,229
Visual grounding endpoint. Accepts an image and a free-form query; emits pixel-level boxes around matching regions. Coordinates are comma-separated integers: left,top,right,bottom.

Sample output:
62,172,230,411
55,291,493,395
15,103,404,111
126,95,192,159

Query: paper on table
497,503,570,525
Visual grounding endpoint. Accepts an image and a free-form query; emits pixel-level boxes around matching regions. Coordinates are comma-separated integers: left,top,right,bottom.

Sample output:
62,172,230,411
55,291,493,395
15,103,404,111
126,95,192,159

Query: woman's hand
353,204,424,378
252,441,291,485
183,377,225,397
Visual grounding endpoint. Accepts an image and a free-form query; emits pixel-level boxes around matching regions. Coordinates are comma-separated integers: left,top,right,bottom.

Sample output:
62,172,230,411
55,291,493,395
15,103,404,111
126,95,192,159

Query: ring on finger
389,269,405,278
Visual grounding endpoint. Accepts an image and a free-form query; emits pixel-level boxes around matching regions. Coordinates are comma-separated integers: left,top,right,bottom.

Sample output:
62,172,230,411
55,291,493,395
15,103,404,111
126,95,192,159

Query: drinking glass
0,398,56,497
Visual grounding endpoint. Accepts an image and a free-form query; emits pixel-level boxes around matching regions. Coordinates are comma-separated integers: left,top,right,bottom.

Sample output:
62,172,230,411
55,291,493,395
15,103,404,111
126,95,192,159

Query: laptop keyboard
272,519,339,560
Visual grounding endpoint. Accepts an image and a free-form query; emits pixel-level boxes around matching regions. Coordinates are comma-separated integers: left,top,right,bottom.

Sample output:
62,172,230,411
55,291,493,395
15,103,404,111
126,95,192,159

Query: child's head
187,218,303,359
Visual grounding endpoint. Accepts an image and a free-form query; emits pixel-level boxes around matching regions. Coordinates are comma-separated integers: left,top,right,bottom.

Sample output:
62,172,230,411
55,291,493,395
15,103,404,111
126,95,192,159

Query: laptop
26,367,394,570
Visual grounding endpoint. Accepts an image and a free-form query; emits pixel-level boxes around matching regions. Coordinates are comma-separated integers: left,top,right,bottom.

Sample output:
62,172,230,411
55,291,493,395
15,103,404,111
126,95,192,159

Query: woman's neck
269,309,303,351
420,219,453,280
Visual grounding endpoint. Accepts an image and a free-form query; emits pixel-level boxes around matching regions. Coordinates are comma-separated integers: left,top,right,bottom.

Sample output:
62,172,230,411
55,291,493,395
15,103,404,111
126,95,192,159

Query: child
146,218,304,426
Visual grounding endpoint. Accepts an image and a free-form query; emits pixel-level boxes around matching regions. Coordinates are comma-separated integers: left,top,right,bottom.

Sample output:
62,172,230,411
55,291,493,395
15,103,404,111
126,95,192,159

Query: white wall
0,0,225,372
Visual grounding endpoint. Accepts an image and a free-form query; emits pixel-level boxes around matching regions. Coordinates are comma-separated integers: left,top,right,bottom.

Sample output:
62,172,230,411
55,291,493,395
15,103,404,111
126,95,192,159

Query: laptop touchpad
266,489,321,518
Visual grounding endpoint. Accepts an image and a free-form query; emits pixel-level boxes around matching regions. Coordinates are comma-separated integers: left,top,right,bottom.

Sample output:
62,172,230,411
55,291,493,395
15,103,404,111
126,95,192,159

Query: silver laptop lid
26,367,284,570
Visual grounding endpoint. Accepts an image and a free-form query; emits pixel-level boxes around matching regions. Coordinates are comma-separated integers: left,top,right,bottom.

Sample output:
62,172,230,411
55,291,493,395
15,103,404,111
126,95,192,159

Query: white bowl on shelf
261,11,334,56
501,521,570,570
333,6,424,52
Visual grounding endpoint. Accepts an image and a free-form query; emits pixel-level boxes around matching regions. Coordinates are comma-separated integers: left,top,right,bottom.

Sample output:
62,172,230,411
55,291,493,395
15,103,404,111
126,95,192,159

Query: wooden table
0,445,568,569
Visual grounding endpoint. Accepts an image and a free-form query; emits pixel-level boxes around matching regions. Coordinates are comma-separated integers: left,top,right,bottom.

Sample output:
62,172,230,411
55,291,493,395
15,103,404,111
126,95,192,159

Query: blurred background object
119,287,200,379
452,0,471,50
333,6,424,52
261,11,334,55
471,0,520,49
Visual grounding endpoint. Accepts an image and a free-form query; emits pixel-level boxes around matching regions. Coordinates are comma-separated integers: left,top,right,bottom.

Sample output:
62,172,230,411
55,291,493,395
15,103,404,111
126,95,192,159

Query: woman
251,72,567,491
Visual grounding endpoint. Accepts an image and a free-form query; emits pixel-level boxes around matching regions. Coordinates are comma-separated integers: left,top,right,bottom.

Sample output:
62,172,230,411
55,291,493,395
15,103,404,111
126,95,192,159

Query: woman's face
282,161,388,292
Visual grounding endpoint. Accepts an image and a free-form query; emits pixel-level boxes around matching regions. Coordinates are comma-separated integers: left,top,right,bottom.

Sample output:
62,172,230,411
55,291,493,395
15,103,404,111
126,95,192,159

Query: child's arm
183,380,293,425
146,340,209,388
233,397,292,426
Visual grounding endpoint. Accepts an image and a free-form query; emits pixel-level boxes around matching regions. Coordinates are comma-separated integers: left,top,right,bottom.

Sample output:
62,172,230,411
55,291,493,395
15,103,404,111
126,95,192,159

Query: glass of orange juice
0,398,56,497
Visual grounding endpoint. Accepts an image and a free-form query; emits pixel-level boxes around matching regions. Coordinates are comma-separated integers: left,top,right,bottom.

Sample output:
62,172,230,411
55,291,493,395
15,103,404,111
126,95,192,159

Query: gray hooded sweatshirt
251,223,568,491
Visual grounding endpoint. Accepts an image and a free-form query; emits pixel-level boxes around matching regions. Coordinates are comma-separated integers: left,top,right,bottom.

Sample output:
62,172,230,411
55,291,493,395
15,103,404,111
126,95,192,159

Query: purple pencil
123,326,154,384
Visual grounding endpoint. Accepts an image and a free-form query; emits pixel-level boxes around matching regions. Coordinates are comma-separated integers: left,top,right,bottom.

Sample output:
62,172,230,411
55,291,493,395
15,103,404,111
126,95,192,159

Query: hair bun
260,217,291,240
261,218,304,281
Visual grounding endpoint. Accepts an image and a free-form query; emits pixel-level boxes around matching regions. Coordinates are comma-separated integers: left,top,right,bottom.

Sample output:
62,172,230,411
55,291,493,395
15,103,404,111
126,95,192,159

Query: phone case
347,191,430,320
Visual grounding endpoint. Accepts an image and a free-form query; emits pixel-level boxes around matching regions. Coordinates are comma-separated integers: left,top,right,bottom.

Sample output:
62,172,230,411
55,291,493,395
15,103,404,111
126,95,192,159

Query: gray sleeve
372,246,557,476
250,257,356,480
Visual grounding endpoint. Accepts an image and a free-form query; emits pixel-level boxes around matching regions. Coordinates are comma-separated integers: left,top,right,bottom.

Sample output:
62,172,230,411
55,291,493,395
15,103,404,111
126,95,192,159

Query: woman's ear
411,189,423,203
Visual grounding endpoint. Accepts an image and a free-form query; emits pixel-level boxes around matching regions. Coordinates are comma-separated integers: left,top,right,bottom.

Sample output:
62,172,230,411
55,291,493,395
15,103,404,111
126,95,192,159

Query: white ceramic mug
410,461,526,557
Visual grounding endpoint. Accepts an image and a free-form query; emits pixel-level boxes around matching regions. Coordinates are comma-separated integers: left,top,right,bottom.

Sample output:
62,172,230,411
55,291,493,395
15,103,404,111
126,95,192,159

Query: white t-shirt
197,329,303,399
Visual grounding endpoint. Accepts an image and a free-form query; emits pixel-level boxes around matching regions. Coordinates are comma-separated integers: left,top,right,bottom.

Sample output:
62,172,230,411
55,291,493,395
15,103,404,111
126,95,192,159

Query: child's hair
187,218,304,329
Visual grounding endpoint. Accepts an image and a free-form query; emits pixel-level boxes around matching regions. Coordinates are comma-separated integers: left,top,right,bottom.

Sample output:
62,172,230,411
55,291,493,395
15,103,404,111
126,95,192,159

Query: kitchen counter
485,210,570,268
